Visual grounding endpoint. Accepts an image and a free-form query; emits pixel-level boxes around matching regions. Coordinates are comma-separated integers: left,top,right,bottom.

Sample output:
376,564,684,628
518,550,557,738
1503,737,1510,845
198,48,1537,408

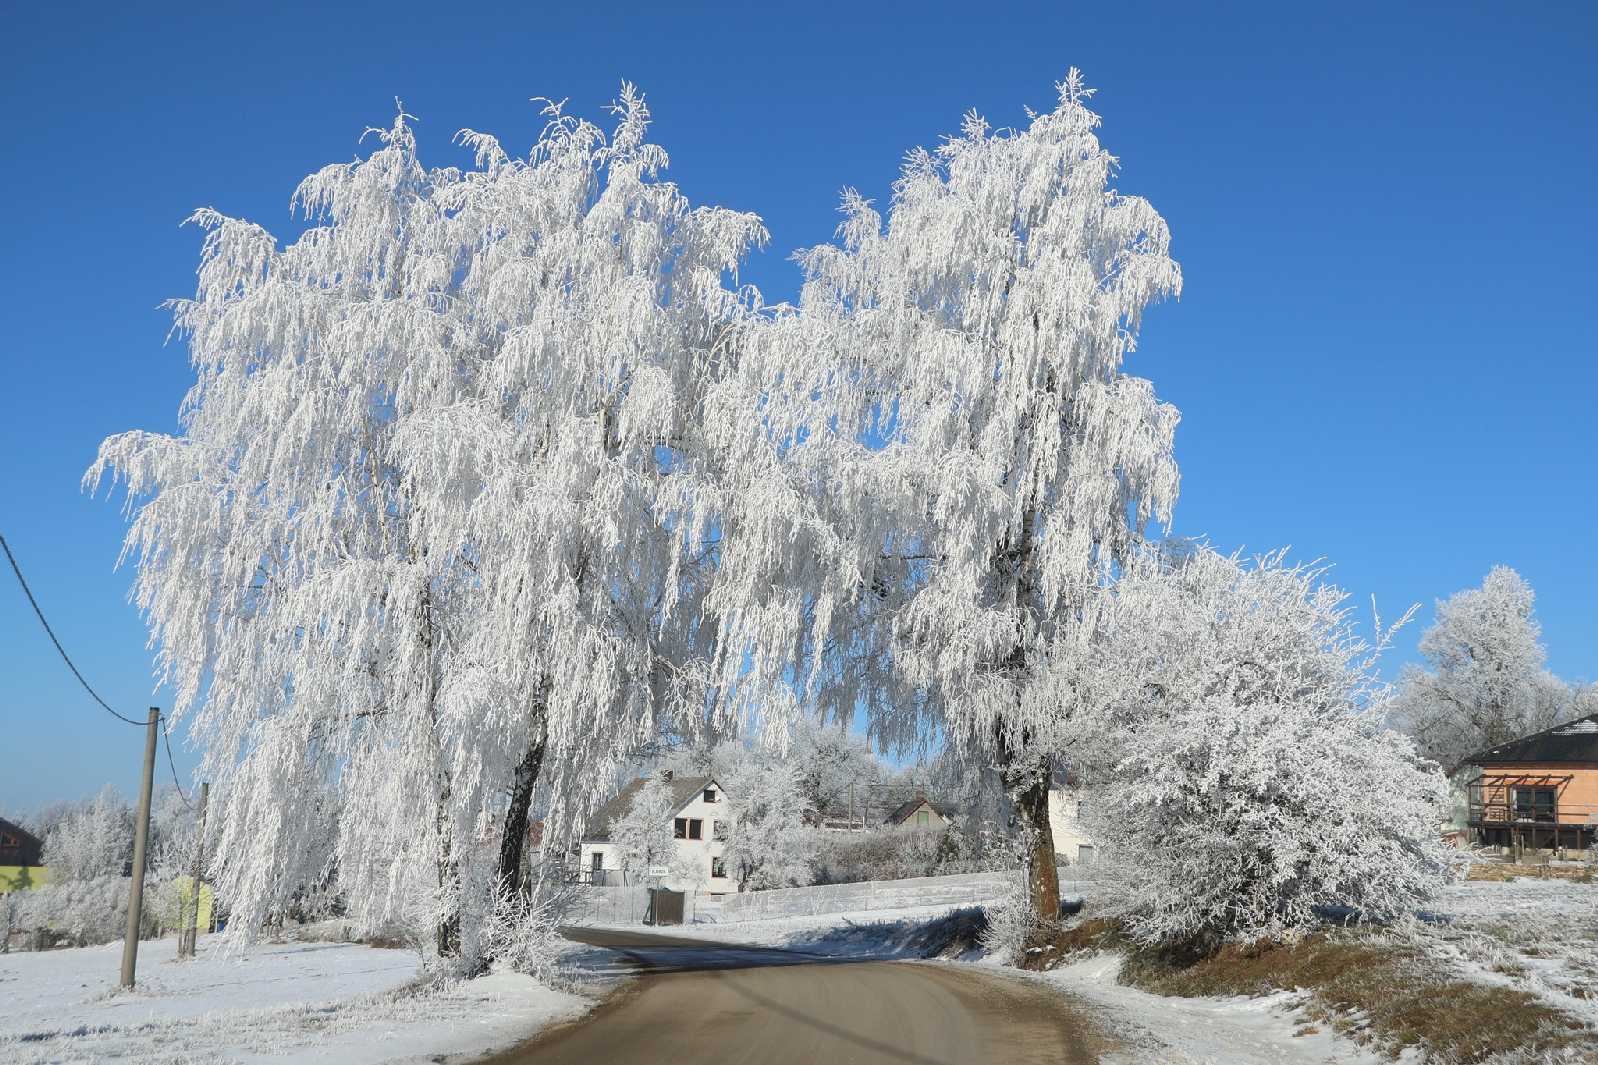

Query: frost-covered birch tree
89,87,766,963
1076,547,1450,949
720,71,1181,928
1392,566,1576,769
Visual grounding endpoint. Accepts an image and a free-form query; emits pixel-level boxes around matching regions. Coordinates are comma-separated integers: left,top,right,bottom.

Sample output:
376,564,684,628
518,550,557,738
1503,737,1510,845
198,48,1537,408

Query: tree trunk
435,772,460,959
1009,754,1061,921
496,708,550,903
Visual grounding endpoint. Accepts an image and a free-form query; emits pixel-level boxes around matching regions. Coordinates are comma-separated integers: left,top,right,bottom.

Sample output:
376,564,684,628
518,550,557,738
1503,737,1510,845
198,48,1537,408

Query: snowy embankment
0,936,590,1065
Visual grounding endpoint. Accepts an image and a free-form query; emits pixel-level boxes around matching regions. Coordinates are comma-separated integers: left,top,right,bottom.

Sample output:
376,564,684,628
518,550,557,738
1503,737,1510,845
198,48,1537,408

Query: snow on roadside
1018,952,1392,1065
0,936,591,1064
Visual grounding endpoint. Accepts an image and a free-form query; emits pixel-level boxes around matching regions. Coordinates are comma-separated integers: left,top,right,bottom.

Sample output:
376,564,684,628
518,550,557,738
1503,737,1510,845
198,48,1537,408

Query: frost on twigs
726,70,1182,927
1391,566,1586,771
86,85,769,959
1077,547,1453,952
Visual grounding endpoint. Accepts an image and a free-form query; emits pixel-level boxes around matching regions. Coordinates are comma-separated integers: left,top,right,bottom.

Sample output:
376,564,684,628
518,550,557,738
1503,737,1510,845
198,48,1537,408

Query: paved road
483,928,1109,1065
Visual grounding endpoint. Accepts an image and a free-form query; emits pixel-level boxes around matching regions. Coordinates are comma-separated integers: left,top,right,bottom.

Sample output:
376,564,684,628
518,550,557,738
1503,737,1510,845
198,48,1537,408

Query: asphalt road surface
484,927,1108,1065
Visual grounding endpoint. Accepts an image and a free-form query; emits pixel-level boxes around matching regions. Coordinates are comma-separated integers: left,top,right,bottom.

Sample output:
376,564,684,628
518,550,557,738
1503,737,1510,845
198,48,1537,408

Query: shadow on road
559,926,864,976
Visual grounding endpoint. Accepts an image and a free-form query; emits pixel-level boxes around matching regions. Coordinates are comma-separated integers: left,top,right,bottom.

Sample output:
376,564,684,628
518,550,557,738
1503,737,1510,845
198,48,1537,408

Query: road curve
482,928,1109,1065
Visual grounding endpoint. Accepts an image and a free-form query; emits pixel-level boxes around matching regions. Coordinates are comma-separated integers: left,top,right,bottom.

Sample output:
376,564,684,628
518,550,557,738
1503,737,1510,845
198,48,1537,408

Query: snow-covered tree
607,776,682,886
719,758,813,890
42,785,132,882
658,720,885,818
718,71,1181,928
1392,567,1577,769
787,719,884,816
88,87,766,961
1077,547,1451,949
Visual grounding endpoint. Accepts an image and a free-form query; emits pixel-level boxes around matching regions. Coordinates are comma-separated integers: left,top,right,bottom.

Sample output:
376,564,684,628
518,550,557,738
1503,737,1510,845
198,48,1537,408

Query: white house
1047,785,1095,865
579,774,735,896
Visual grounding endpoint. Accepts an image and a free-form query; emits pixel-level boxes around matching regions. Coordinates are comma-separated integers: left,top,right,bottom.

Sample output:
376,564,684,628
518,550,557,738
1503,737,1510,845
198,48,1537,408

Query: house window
674,817,688,839
704,787,718,804
916,809,930,828
687,819,703,840
1513,787,1556,823
711,857,727,879
712,819,729,841
591,852,604,873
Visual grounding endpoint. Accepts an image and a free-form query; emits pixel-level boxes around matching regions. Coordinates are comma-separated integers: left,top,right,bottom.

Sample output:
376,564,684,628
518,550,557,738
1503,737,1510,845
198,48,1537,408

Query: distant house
0,818,46,893
1464,712,1598,852
579,774,734,896
884,795,954,832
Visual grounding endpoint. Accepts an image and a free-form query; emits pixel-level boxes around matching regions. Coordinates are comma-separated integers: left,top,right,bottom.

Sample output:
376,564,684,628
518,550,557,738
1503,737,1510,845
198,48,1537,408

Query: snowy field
0,936,590,1065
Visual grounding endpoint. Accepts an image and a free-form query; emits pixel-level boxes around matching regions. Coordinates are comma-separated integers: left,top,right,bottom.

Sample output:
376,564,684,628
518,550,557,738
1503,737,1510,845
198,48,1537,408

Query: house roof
884,797,955,826
582,775,719,842
1465,713,1598,767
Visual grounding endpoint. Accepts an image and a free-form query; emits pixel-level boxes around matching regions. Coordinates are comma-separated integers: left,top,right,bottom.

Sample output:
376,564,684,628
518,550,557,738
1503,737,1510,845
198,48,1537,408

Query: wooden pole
179,782,210,959
120,708,159,988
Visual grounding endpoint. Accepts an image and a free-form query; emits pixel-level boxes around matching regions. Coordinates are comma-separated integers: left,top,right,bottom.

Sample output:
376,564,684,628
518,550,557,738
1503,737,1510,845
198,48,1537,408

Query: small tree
608,777,680,886
1079,548,1450,950
721,760,813,890
1393,566,1576,769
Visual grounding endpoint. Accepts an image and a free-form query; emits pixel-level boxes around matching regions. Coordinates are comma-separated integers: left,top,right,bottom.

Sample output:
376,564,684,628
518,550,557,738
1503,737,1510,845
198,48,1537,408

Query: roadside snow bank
0,937,590,1064
1030,954,1389,1065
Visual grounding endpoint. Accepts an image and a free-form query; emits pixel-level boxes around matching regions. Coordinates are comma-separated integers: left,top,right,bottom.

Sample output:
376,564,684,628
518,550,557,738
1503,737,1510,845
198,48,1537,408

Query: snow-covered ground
0,935,590,1065
6,875,1591,1064
1423,876,1598,1029
1031,953,1390,1065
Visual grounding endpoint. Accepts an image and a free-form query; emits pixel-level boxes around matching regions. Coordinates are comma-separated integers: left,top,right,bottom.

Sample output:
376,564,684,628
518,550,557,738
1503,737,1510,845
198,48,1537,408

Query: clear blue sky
3,1,1594,812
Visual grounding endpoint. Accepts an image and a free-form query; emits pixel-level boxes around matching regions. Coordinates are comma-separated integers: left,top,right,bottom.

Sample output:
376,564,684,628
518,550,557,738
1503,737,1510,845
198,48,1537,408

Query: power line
0,533,146,726
160,719,194,809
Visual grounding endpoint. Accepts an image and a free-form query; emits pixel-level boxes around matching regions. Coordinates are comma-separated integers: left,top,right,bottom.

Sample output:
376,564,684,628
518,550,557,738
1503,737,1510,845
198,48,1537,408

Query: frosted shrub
1080,547,1452,951
810,828,959,885
473,882,579,985
14,876,160,947
978,887,1037,965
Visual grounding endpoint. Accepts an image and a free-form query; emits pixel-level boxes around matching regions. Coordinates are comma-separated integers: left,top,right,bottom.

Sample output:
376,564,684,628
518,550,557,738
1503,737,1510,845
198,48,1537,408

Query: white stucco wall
580,781,736,895
1047,787,1094,863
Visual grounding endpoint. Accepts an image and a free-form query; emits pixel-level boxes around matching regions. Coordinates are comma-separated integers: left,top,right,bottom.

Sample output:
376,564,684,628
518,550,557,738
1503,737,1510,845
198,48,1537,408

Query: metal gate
646,888,686,926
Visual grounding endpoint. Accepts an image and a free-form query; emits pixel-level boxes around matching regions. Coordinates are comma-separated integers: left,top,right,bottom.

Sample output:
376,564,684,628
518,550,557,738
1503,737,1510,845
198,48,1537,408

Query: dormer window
703,787,718,804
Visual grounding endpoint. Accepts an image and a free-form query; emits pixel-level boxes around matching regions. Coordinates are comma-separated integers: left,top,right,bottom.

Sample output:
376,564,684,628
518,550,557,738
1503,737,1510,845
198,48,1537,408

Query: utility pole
179,781,210,959
120,707,159,989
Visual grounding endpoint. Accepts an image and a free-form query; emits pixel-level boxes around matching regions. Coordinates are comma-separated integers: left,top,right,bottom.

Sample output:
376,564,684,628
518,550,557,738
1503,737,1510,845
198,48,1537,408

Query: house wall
1472,763,1598,847
0,865,51,893
889,800,948,832
1048,788,1094,863
580,784,735,895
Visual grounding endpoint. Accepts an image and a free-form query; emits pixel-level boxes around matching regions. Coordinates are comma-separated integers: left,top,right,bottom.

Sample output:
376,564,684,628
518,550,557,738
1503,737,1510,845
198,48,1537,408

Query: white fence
571,869,1087,927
